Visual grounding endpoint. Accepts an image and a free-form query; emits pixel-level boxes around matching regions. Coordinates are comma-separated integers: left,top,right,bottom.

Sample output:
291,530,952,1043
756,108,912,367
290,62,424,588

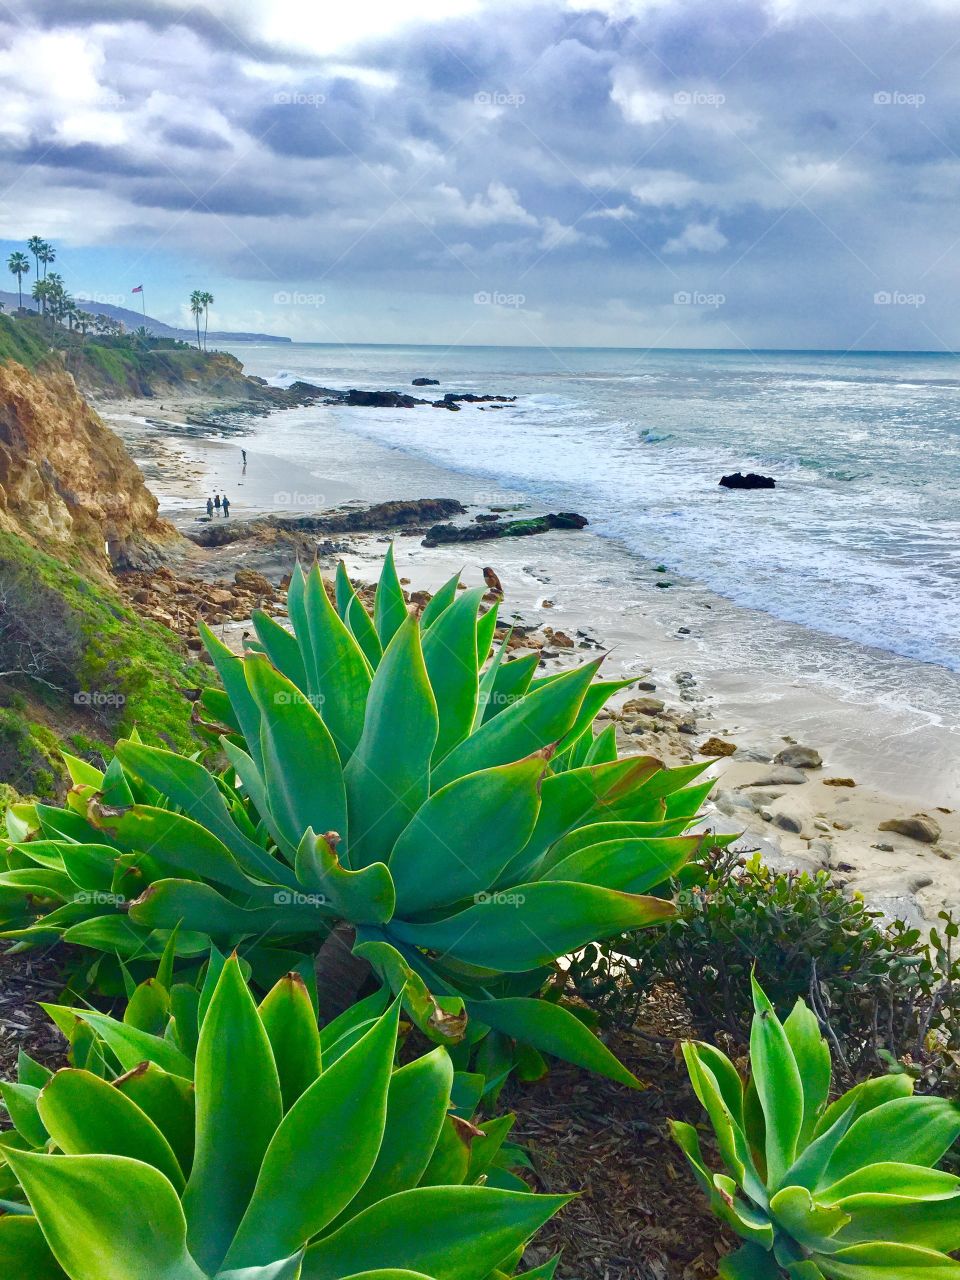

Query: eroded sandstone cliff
0,360,180,577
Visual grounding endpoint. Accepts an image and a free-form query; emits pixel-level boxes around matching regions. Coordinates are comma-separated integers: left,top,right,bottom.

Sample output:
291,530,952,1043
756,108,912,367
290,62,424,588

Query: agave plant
0,954,565,1280
1,550,714,1083
672,976,960,1279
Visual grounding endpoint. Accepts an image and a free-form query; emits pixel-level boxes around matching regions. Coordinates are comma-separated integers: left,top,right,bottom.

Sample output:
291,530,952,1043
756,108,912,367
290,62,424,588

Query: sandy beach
98,392,960,928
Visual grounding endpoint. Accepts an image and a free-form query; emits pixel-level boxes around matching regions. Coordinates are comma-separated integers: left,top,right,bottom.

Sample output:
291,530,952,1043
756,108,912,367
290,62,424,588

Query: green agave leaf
834,1190,960,1252
420,569,462,629
251,609,308,692
345,614,439,869
258,972,323,1112
750,976,804,1190
718,1242,782,1280
418,1112,476,1187
130,878,327,939
37,1068,185,1191
432,658,600,791
670,1121,774,1248
327,1047,454,1229
388,756,547,916
353,939,467,1045
769,1185,849,1249
294,830,394,925
217,1255,305,1280
114,743,295,889
300,1186,569,1280
225,1001,401,1268
540,834,699,893
113,1061,195,1177
245,656,348,851
301,564,372,762
813,1074,914,1142
783,998,832,1150
0,1213,65,1279
183,956,283,1275
391,881,674,971
822,1097,960,1189
464,995,639,1088
0,1081,46,1147
481,652,539,726
318,985,391,1052
374,544,409,648
822,1163,960,1203
816,1242,960,1278
125,978,170,1036
40,1004,194,1080
336,564,383,671
199,621,265,776
421,586,483,762
475,600,500,667
4,1149,206,1280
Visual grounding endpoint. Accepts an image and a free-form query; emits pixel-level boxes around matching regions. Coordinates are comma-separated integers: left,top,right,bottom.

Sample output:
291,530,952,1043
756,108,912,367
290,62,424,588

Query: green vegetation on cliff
0,532,205,809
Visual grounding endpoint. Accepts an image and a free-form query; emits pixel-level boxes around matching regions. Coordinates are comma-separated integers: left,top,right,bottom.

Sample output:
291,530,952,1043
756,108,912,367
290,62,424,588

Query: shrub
0,954,566,1280
0,553,713,1087
566,849,960,1092
673,978,960,1278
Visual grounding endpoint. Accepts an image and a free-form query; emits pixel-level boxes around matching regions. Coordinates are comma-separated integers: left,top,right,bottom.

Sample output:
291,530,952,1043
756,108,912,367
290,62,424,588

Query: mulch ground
0,946,68,1080
504,996,730,1279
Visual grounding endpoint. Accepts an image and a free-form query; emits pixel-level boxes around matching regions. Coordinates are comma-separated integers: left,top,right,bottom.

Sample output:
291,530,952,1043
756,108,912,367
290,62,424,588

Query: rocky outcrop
720,472,776,490
187,498,467,549
412,377,440,386
0,360,179,578
422,512,588,547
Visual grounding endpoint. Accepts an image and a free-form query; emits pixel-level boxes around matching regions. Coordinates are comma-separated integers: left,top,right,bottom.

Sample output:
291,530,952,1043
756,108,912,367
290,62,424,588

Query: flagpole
140,289,146,320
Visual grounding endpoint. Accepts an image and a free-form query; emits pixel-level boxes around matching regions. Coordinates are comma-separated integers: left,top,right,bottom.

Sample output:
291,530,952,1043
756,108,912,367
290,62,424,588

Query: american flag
131,284,143,293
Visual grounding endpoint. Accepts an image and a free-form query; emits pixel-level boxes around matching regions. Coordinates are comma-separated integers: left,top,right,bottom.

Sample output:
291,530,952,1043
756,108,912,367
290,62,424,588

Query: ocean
224,342,960,673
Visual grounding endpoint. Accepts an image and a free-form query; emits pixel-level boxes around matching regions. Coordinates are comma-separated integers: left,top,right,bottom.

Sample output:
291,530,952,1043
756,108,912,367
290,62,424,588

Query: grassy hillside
0,532,206,812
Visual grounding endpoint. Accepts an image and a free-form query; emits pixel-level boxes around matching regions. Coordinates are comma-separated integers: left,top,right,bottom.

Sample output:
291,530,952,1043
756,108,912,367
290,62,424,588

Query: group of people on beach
206,494,231,518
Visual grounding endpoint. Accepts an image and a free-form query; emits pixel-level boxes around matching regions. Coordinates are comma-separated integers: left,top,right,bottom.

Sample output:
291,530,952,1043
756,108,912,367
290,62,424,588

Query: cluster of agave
674,976,960,1279
0,950,567,1279
0,548,713,1085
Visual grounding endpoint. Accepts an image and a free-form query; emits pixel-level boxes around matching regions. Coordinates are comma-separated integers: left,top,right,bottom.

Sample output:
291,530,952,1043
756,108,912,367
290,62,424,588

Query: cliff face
0,360,180,577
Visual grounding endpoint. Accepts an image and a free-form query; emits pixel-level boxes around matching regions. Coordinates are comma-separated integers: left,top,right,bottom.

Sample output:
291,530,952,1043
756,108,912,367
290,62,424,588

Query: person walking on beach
241,448,247,465
222,494,230,517
206,497,213,518
214,494,221,515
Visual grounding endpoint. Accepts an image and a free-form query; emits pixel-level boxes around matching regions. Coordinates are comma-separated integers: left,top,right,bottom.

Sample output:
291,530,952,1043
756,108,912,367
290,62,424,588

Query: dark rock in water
188,498,465,547
433,400,461,411
441,392,517,404
343,389,424,408
412,377,440,386
720,471,776,490
422,511,588,547
475,513,500,522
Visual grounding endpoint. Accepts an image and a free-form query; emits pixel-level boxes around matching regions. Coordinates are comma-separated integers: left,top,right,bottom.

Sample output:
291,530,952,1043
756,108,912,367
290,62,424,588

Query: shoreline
96,390,960,926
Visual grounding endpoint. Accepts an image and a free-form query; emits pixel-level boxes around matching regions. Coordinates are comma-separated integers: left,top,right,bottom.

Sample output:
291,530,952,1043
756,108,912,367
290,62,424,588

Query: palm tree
31,278,50,316
189,289,204,351
75,310,93,336
26,236,44,297
38,242,55,279
7,252,29,310
199,290,214,350
45,273,65,323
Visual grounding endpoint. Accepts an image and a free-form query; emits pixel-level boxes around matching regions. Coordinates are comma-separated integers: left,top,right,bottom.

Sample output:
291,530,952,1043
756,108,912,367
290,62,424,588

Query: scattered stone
731,747,771,763
677,626,691,634
411,377,440,386
720,471,776,490
698,736,737,758
746,766,809,786
872,843,896,853
832,819,853,831
677,722,698,735
808,839,833,865
655,581,673,588
814,820,831,833
234,568,272,595
773,812,804,834
422,512,588,547
878,814,941,844
622,696,665,718
774,745,822,769
823,777,856,787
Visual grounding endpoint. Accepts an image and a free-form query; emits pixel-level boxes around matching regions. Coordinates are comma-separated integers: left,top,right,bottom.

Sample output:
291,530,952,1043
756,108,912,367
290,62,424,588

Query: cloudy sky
1,0,958,348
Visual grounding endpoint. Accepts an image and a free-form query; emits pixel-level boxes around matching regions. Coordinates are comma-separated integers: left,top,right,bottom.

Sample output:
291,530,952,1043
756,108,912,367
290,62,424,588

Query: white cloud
663,220,729,253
